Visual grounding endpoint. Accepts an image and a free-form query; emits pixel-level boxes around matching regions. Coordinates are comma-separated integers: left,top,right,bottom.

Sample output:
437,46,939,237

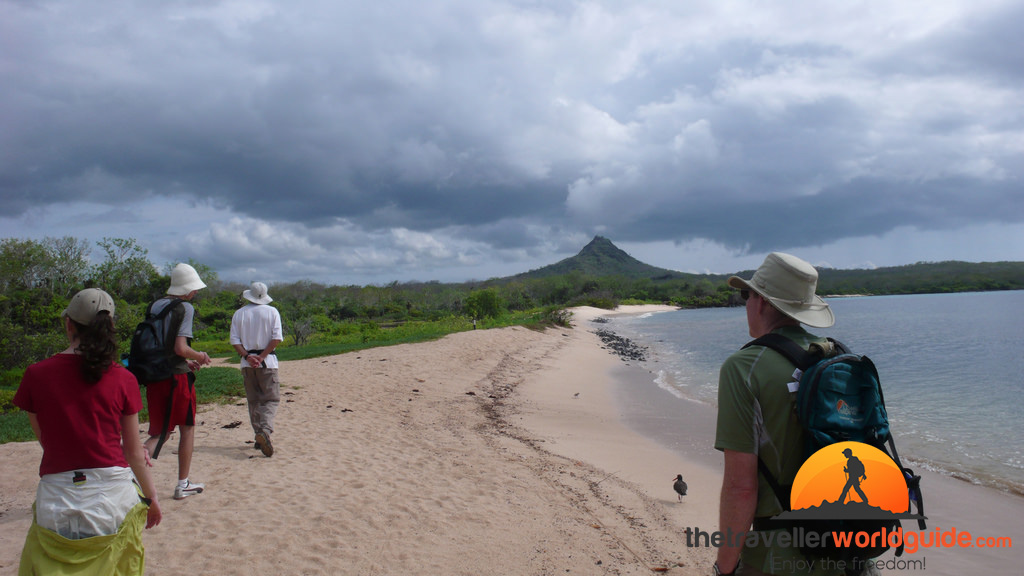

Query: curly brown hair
73,311,119,383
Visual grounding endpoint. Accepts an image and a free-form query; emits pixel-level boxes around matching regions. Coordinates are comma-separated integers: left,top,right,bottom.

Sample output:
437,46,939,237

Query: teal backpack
744,334,926,562
752,334,892,454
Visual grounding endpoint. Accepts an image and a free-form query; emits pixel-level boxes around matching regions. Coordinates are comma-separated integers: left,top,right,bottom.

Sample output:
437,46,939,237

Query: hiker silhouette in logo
839,447,869,504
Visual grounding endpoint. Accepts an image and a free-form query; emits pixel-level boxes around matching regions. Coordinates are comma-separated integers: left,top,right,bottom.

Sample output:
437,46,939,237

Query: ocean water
602,290,1024,496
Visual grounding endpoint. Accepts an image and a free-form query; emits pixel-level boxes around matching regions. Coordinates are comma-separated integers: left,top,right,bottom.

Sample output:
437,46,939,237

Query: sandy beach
1,305,1019,575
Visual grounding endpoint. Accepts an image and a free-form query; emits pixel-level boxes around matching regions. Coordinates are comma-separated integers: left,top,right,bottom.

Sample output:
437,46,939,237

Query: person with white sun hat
230,281,284,457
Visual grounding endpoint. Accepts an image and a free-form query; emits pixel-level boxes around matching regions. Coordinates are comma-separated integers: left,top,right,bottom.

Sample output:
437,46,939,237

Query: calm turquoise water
604,291,1024,496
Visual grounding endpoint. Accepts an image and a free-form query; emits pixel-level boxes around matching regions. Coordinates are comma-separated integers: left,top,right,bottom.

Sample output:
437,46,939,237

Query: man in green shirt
713,252,847,576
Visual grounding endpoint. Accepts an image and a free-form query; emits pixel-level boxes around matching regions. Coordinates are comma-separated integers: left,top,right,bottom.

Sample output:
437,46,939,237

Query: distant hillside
512,236,697,281
504,236,1024,296
816,260,1024,295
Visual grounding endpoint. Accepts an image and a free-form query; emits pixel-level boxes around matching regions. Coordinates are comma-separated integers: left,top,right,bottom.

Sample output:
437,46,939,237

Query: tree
43,236,91,298
0,238,48,294
0,238,75,369
0,239,53,335
92,238,155,300
289,318,314,347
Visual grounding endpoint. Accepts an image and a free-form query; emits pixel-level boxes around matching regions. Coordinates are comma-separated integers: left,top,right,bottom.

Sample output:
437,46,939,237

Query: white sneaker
174,480,205,500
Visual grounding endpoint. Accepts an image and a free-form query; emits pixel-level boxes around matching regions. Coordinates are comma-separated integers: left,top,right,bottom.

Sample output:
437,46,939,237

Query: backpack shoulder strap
745,333,818,514
744,333,853,370
756,457,792,511
149,298,184,321
743,333,818,370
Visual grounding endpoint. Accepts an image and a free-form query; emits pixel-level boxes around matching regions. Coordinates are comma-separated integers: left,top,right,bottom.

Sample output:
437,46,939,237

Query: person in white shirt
229,282,284,457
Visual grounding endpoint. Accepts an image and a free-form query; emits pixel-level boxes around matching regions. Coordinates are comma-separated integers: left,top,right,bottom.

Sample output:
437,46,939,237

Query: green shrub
0,389,17,414
528,306,572,329
1,368,24,388
464,288,506,319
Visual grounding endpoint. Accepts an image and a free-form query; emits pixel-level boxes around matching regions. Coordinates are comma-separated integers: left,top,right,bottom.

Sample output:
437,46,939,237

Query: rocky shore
593,326,648,362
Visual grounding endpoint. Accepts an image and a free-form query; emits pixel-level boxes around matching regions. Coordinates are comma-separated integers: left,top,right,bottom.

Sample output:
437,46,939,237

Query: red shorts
145,372,196,437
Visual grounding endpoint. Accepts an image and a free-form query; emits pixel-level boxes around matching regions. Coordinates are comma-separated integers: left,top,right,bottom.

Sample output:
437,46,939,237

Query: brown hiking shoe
255,432,274,457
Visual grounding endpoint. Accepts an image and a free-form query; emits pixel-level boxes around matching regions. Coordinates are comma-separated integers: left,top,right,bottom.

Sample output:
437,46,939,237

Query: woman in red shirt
14,288,161,572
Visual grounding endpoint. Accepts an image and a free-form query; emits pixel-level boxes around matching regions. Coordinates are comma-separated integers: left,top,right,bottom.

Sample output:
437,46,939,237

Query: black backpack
746,334,926,565
126,299,184,385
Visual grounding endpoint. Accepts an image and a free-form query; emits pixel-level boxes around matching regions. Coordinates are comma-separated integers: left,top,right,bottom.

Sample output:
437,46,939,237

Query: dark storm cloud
4,1,586,228
3,0,1023,283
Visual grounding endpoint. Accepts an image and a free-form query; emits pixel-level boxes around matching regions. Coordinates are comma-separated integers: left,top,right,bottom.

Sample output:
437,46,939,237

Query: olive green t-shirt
715,326,847,575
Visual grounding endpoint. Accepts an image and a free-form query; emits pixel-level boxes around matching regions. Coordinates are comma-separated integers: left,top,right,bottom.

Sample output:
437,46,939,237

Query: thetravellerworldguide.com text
684,526,1012,555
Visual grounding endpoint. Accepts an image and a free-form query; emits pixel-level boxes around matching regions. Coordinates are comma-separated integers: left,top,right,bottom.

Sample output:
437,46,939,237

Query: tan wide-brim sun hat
242,281,273,305
63,288,116,325
167,263,207,296
728,252,835,328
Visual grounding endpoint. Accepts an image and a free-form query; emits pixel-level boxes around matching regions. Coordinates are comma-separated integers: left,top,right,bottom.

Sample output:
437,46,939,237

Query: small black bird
673,474,688,502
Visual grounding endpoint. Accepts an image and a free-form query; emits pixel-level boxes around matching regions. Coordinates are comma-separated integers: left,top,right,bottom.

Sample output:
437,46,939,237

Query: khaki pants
242,367,280,437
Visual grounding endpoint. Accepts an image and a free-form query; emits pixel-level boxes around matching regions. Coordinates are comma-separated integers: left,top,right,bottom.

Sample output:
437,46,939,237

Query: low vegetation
1,234,1021,443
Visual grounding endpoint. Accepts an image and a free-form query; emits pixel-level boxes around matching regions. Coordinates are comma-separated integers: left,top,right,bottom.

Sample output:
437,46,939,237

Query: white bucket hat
242,281,273,305
63,288,115,324
167,263,207,296
727,252,834,328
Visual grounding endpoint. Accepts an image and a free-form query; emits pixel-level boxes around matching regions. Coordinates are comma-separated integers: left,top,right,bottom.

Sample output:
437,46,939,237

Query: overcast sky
3,0,1023,286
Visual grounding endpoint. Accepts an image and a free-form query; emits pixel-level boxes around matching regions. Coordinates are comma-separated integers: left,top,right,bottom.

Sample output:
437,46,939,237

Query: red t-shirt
14,354,143,476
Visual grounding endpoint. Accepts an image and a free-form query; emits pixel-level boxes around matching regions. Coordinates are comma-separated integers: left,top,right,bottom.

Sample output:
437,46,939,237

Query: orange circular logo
790,441,909,515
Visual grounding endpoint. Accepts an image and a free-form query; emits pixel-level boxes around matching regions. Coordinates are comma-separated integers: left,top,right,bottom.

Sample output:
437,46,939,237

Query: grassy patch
0,410,34,443
1,367,246,443
194,367,245,405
